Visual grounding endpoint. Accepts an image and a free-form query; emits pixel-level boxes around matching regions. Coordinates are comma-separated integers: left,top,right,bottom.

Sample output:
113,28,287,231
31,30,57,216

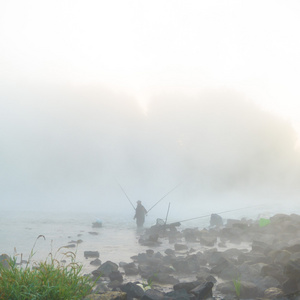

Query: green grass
233,275,241,299
0,236,95,300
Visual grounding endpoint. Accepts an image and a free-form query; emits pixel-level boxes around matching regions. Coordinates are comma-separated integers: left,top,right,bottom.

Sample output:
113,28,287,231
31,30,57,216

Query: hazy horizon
1,1,300,218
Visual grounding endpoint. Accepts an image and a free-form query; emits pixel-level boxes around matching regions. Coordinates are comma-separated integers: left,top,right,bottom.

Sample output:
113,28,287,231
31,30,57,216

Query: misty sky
1,1,300,215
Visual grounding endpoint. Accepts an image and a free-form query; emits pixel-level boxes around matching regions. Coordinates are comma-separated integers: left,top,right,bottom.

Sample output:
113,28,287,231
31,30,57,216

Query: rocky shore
83,213,300,300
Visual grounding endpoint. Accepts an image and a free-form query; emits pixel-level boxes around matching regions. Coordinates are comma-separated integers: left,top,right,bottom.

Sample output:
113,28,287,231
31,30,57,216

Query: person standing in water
134,200,147,227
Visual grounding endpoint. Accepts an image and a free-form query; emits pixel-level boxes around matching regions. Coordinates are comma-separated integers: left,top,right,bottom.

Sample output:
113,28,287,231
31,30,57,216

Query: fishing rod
114,177,136,211
164,202,171,225
147,181,184,213
168,204,263,225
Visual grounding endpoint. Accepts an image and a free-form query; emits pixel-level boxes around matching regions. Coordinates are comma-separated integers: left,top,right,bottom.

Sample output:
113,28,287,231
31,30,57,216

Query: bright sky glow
1,0,300,135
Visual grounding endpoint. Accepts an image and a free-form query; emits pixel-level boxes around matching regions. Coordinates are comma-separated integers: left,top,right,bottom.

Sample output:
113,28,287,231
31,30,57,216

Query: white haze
1,0,300,220
1,84,300,218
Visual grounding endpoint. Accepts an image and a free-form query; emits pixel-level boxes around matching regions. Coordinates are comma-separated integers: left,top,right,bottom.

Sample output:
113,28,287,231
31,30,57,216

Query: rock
211,259,239,280
119,282,145,299
108,270,123,282
174,243,188,251
284,259,300,279
190,281,214,300
84,251,100,259
90,258,102,266
153,272,179,285
199,234,217,247
216,281,235,296
261,263,287,283
92,261,118,277
141,289,165,300
263,287,284,299
173,280,203,292
182,228,200,242
252,240,271,253
122,262,139,276
269,249,291,265
255,276,281,296
165,288,192,300
210,214,223,227
64,243,76,248
239,281,259,299
164,248,176,256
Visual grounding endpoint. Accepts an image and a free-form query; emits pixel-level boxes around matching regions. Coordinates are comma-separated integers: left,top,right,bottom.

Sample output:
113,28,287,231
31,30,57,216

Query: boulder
210,214,223,227
174,243,188,251
141,289,165,300
108,270,123,282
119,282,145,299
173,280,203,292
92,261,118,277
84,251,100,259
190,281,214,300
263,287,284,299
165,288,192,300
90,258,101,266
153,273,179,285
122,262,139,276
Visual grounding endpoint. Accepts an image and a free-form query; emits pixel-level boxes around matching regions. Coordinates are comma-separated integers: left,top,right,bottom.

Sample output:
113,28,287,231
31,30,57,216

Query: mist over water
1,84,300,218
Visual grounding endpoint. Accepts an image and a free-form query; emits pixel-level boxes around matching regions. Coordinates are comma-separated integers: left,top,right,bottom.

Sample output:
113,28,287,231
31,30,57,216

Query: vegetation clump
0,236,94,300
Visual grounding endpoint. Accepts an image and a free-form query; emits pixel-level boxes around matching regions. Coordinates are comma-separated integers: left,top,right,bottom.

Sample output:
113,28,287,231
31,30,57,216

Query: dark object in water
92,221,102,228
210,214,223,227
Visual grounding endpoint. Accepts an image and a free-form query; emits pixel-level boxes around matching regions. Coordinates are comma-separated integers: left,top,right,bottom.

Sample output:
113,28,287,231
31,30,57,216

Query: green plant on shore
141,273,157,290
0,235,95,300
233,275,241,300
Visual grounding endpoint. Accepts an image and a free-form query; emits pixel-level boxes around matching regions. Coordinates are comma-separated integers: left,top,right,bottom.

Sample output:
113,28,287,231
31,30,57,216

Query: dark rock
165,288,192,300
210,214,223,227
119,282,145,299
285,243,300,253
173,281,203,292
182,228,200,242
172,258,189,273
263,287,284,299
122,262,139,276
146,249,154,256
64,243,76,248
239,281,259,299
190,281,214,300
199,234,217,247
92,261,118,277
164,248,176,256
284,259,300,279
141,289,165,300
109,270,123,282
84,251,100,259
153,272,180,285
261,263,287,283
90,258,102,266
174,243,189,251
252,240,271,253
282,277,300,295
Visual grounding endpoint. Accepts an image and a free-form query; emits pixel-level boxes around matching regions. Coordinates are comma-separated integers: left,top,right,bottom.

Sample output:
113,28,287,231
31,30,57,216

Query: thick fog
1,84,300,217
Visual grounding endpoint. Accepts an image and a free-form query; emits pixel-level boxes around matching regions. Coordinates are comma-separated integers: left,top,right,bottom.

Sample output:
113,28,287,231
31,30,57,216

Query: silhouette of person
134,200,147,227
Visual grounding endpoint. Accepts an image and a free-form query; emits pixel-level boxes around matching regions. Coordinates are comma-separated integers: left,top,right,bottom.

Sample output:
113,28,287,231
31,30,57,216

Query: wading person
134,200,147,227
